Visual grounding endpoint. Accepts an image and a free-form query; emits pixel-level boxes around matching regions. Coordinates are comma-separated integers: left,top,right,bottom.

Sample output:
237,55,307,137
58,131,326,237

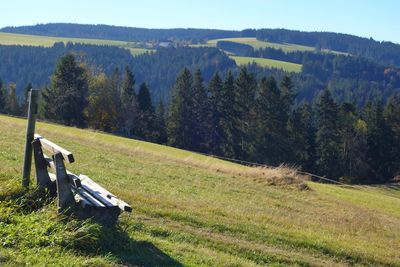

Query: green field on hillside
0,32,151,56
0,114,399,266
231,56,302,72
206,37,347,55
207,37,315,52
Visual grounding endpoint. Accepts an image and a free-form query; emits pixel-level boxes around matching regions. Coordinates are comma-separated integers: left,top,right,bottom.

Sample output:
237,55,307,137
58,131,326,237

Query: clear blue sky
2,0,399,43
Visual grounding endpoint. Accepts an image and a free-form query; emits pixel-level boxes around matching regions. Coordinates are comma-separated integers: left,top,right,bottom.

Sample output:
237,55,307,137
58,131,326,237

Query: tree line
1,54,399,184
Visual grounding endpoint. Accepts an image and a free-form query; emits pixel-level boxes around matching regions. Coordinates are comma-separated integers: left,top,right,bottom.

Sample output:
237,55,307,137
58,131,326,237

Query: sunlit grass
231,56,302,73
0,114,399,266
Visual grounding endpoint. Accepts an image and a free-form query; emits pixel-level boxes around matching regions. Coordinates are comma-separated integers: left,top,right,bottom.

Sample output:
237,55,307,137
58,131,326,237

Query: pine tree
42,54,88,127
315,90,342,179
338,103,369,183
119,66,139,136
233,67,257,159
0,79,5,113
155,99,167,144
191,69,210,152
255,77,288,165
364,101,394,183
218,71,236,157
5,83,19,115
287,104,316,171
136,82,156,140
208,72,223,155
167,68,193,149
384,93,400,177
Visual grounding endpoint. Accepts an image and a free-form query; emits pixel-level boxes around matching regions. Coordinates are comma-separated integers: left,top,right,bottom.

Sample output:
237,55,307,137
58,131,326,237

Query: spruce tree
287,104,316,171
233,67,257,159
5,83,19,116
315,90,342,179
119,66,139,136
43,54,88,127
0,79,5,113
339,103,369,183
136,82,156,140
167,68,193,149
364,101,393,183
155,99,167,144
384,93,400,177
191,69,210,152
255,77,288,165
218,71,236,157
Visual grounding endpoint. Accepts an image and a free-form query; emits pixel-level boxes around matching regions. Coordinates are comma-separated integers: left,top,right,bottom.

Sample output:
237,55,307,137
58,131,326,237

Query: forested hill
2,23,400,67
0,23,244,42
256,29,400,67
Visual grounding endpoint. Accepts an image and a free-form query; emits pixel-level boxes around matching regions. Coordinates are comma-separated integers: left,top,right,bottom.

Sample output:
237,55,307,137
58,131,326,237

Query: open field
205,37,347,55
231,56,302,72
207,37,315,52
0,114,399,266
0,32,152,56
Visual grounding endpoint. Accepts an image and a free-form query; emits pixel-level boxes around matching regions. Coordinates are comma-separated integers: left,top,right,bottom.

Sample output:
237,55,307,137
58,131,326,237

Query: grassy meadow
0,32,151,56
231,56,302,72
0,114,399,266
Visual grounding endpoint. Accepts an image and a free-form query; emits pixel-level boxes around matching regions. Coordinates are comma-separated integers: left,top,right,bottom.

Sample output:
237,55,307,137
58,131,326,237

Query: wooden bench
31,134,132,220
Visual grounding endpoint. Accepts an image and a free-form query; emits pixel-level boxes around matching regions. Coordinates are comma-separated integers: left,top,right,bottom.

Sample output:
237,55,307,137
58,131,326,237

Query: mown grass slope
231,56,302,73
0,114,399,266
0,32,151,56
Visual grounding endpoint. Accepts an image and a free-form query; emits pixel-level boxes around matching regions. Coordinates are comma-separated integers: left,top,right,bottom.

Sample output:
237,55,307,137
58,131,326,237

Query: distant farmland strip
231,56,302,73
0,32,151,56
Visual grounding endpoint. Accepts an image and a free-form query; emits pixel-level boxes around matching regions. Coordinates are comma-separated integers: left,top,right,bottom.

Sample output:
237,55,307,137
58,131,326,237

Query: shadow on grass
95,223,183,267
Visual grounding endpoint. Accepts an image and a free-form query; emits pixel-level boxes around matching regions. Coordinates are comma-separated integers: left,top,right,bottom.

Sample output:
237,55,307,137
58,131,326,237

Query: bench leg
54,152,75,213
32,139,53,193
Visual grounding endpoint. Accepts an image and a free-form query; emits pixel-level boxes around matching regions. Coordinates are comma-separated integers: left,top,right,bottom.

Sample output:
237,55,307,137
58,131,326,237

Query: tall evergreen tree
191,69,210,152
364,101,394,183
136,82,156,140
287,104,316,171
155,99,167,144
218,71,236,157
5,83,19,115
315,90,342,179
338,103,369,183
384,93,400,177
167,68,194,149
42,54,88,127
233,67,257,159
0,79,5,113
255,77,288,165
119,66,139,136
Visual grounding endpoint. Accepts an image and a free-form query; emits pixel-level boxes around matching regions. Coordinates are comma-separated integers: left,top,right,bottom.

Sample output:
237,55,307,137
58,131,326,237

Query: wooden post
22,89,40,188
54,152,74,213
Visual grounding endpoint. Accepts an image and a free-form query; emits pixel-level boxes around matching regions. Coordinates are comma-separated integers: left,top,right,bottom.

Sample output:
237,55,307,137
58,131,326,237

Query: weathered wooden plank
34,134,74,163
71,187,105,208
44,154,81,188
22,89,40,188
54,152,75,213
79,175,132,212
32,139,52,187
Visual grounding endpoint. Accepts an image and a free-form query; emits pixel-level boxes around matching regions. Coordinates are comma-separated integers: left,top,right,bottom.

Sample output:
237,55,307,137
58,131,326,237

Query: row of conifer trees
1,54,399,183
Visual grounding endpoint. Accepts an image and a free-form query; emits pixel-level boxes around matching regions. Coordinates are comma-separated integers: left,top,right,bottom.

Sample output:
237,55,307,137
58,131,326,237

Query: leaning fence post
22,89,40,188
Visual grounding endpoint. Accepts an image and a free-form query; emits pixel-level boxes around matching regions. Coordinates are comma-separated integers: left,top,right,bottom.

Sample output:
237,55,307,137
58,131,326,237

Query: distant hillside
257,29,400,67
2,23,400,67
0,23,246,42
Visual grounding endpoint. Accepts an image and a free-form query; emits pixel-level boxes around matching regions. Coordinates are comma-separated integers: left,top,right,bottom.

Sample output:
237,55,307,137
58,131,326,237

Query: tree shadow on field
89,222,183,267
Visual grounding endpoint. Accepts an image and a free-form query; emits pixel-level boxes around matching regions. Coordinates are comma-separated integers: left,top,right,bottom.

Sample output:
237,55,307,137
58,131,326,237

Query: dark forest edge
1,54,399,185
